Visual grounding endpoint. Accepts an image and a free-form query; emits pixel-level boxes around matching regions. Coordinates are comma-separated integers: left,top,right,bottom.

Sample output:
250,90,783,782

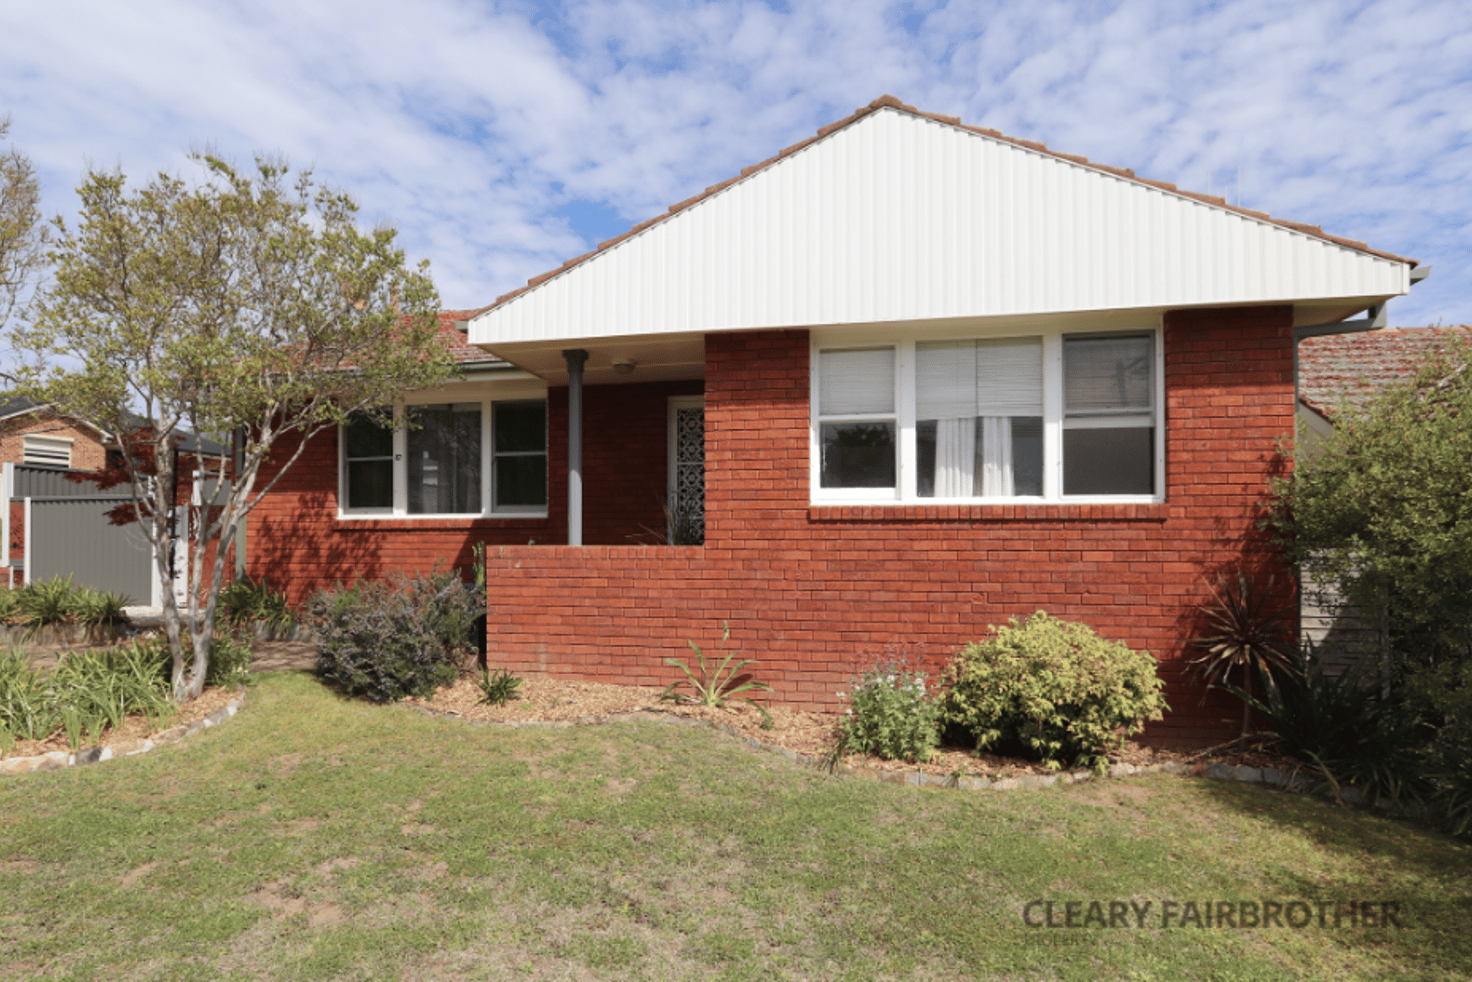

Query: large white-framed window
339,381,548,519
810,323,1163,504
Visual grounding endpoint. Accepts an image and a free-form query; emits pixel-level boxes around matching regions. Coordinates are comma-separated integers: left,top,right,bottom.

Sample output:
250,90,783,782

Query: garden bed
406,673,1213,780
0,682,239,761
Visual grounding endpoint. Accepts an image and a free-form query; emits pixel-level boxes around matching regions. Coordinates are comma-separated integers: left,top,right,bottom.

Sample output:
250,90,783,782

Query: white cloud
1,0,1468,322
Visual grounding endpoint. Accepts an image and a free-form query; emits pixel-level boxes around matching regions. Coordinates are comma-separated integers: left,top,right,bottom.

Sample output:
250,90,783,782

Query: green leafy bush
3,577,132,627
207,627,254,688
838,658,941,762
477,666,522,706
0,647,55,750
222,575,295,631
1227,648,1428,808
16,575,81,625
940,612,1167,771
72,587,131,626
0,641,176,752
308,569,479,703
51,643,175,748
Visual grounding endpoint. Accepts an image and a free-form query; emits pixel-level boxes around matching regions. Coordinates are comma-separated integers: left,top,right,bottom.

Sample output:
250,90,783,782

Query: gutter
1293,265,1431,415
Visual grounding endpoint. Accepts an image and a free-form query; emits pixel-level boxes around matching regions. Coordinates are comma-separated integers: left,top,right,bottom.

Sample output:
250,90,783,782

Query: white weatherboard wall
472,107,1409,347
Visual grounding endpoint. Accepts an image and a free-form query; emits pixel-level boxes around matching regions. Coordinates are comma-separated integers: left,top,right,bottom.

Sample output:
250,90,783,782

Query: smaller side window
493,401,547,509
817,348,896,490
1062,334,1155,495
343,412,394,511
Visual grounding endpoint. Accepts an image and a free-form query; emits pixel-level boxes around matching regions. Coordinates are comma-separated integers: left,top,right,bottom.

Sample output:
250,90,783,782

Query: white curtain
980,417,1013,497
933,417,976,496
918,338,1040,498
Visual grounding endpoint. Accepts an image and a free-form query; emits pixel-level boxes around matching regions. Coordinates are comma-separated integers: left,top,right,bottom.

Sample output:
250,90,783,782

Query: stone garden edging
0,692,246,776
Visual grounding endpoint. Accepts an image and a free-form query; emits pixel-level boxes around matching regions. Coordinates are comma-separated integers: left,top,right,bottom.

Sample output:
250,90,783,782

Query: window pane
1065,336,1152,412
496,455,546,506
494,401,545,453
346,460,393,509
1063,427,1154,495
820,422,895,488
916,420,937,497
407,403,481,514
1011,416,1043,496
915,415,1043,497
345,413,393,458
820,348,894,416
494,401,546,508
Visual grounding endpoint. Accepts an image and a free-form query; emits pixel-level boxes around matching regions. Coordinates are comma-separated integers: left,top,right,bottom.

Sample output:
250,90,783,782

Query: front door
667,396,705,544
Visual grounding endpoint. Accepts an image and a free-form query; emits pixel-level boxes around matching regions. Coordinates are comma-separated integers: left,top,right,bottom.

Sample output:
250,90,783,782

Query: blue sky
2,0,1469,325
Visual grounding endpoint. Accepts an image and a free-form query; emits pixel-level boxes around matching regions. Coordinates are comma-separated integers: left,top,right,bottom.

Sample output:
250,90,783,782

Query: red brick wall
246,380,702,602
482,309,1297,746
0,410,107,471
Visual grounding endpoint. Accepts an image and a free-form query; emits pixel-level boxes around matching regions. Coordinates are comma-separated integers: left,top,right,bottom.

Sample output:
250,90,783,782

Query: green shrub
940,612,1168,771
308,569,479,703
51,642,175,748
207,627,254,688
477,666,522,706
1227,648,1428,808
17,575,81,625
222,575,295,631
72,587,132,626
838,658,941,762
6,577,131,627
0,647,56,750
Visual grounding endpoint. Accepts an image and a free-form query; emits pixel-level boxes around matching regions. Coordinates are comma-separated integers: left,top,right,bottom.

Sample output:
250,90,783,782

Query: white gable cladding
471,108,1408,347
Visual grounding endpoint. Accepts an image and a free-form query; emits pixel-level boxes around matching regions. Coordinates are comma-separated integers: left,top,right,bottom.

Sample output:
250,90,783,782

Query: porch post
562,349,588,546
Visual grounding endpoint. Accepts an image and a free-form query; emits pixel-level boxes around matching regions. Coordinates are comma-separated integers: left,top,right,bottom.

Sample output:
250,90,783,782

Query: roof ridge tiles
480,94,1416,312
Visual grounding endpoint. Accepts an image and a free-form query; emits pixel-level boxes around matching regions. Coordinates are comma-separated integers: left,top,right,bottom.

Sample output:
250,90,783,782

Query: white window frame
23,434,73,468
338,379,548,519
810,322,1165,506
490,399,549,515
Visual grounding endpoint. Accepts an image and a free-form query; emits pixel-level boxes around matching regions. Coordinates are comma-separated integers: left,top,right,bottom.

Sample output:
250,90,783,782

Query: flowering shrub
308,569,479,703
838,659,942,762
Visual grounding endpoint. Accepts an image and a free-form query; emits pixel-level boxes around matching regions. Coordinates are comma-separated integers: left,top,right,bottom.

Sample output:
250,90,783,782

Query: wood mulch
3,636,1306,780
407,673,1297,780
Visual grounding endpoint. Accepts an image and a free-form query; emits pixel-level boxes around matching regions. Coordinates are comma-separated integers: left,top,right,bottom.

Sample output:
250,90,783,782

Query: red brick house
249,96,1424,744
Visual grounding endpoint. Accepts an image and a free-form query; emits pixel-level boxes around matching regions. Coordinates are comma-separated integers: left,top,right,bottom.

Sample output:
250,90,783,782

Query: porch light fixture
613,358,637,374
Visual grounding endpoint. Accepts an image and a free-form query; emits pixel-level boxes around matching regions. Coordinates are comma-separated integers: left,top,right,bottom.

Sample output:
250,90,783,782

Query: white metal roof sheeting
471,108,1408,347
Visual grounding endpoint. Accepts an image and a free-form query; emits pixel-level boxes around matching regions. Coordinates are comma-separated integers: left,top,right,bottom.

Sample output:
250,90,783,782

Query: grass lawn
1,672,1469,981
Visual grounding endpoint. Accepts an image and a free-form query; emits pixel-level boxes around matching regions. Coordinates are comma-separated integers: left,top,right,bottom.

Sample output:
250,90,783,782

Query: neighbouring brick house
248,96,1426,745
0,396,112,472
0,394,228,596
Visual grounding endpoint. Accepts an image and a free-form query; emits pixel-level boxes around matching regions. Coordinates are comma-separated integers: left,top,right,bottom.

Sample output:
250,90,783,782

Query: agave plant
1189,570,1298,736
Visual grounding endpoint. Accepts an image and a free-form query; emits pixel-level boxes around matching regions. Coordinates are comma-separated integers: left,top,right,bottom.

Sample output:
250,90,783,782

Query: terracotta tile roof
1299,326,1472,418
434,307,502,364
485,94,1417,312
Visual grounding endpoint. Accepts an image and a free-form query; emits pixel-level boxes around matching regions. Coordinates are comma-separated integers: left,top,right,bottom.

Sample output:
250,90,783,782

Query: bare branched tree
0,115,47,332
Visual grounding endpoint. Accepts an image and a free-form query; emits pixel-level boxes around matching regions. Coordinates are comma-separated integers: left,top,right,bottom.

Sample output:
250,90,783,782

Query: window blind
819,348,894,415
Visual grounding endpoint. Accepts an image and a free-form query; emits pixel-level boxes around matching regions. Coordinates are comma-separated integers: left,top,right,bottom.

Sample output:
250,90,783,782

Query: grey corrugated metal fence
27,498,155,602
